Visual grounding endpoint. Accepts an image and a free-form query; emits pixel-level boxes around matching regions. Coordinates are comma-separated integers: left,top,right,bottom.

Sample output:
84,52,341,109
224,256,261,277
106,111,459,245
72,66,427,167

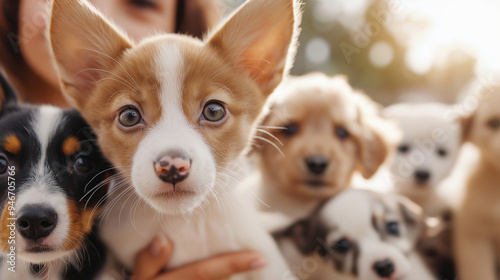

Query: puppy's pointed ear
207,0,301,96
49,0,132,110
0,72,18,113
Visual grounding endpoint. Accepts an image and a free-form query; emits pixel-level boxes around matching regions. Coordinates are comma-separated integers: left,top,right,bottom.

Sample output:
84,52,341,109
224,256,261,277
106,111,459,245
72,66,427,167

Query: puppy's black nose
17,205,58,240
415,170,430,183
154,150,191,185
305,156,329,175
373,258,395,278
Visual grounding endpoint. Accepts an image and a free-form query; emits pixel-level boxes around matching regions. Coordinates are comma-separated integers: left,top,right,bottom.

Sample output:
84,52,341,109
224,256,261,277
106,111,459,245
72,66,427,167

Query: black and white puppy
277,189,436,280
0,72,111,280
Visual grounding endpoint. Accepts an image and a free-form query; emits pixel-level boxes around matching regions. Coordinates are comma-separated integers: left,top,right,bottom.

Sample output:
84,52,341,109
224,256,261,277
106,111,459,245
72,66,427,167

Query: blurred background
222,0,500,105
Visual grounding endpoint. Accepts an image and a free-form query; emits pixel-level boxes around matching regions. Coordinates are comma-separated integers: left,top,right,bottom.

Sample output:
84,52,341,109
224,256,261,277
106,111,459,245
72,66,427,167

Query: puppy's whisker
82,166,122,194
257,128,283,146
75,68,136,90
218,169,269,209
80,47,141,89
257,125,286,130
130,195,146,234
254,135,284,156
96,77,136,92
100,184,134,225
94,179,130,220
106,90,137,107
118,187,138,224
238,57,270,64
83,173,126,209
210,82,234,97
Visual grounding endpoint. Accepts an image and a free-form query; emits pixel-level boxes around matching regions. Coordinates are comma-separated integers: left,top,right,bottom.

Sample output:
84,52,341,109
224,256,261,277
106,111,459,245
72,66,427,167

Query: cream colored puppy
455,88,500,280
251,73,396,231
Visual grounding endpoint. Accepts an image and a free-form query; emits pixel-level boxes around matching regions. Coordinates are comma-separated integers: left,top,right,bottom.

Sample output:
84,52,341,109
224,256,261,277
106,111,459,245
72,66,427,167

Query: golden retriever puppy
251,73,397,230
455,88,500,280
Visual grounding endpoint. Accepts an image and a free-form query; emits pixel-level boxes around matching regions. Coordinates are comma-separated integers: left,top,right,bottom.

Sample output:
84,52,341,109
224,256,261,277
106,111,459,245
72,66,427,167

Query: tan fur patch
3,135,21,154
0,206,14,252
81,208,99,234
84,43,163,174
62,136,80,156
62,201,84,251
181,41,268,167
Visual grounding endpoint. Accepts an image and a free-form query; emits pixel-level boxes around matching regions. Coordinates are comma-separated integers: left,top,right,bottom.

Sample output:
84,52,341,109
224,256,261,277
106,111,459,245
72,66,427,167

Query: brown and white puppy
455,88,500,280
277,189,436,280
49,0,301,278
252,73,395,229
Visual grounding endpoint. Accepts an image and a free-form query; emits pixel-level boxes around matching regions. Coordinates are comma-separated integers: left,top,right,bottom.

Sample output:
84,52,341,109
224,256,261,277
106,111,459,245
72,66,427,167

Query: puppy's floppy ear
207,0,301,96
282,219,318,255
49,0,132,110
0,72,18,112
459,110,475,142
353,95,393,178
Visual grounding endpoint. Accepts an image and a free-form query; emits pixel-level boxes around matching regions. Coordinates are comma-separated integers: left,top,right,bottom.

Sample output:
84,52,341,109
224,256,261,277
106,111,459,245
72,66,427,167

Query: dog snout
154,150,191,184
414,170,431,184
373,258,395,278
305,156,329,175
17,205,58,241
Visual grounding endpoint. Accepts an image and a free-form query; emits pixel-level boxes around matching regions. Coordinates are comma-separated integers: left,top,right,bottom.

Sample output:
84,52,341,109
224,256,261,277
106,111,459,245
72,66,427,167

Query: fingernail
150,236,166,257
250,258,266,269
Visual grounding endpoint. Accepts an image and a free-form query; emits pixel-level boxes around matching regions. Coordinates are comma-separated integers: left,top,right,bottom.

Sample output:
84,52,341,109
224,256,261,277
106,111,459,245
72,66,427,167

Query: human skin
18,0,176,106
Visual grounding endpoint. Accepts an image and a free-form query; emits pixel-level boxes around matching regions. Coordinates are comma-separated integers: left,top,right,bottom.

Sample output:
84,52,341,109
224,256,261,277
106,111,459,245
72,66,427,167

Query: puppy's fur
383,103,465,279
455,88,500,280
277,189,436,280
49,0,301,278
383,103,464,217
0,72,111,279
252,73,394,228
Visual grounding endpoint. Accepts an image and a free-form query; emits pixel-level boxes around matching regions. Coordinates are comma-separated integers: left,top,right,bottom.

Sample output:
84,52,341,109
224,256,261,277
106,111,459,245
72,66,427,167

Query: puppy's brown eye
335,126,349,139
202,102,226,122
74,156,93,174
488,118,500,129
119,108,142,127
398,144,410,153
283,123,299,136
437,148,447,157
0,155,8,174
332,238,350,254
130,0,156,9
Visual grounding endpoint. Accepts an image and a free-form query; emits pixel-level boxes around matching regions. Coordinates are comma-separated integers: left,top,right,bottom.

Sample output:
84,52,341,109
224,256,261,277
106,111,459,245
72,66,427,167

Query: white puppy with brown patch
49,0,301,278
276,189,436,280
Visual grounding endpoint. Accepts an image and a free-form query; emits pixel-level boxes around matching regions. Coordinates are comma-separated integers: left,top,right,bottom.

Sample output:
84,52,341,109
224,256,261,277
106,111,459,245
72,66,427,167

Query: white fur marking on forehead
33,106,63,175
130,42,216,215
156,43,185,122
